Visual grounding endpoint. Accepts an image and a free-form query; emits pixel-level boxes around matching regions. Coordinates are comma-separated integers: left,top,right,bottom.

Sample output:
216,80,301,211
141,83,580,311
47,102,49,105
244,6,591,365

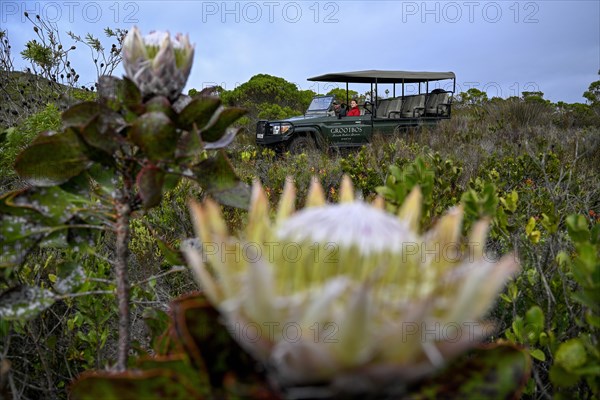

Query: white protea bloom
122,27,194,101
183,176,519,394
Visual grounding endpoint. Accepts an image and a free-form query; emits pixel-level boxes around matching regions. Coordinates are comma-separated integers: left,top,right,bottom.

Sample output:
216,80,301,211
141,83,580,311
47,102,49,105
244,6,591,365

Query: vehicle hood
272,114,328,123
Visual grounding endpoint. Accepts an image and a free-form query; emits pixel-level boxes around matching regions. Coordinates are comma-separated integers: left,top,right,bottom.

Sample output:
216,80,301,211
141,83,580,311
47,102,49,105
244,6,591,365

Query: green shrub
0,102,61,187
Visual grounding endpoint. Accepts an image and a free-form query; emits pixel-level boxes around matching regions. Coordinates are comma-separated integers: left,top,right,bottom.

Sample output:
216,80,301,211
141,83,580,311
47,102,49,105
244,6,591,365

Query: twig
24,324,54,398
531,364,553,400
131,266,187,287
114,189,131,372
56,290,114,300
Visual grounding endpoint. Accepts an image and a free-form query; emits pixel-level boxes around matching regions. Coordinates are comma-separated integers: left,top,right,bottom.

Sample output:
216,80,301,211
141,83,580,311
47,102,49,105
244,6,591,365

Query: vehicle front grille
256,120,269,136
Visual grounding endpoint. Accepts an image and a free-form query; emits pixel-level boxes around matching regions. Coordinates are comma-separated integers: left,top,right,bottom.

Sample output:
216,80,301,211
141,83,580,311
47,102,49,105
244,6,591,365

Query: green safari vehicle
255,70,456,152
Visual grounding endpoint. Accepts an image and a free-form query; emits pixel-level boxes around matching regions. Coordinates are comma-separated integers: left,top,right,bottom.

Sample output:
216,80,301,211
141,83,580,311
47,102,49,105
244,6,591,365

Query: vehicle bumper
256,120,293,147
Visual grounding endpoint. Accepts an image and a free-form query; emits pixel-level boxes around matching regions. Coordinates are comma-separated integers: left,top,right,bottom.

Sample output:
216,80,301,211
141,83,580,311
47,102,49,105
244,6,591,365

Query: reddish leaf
193,150,251,209
177,97,221,131
70,369,204,400
201,107,246,142
204,127,239,150
175,129,202,160
98,76,142,113
14,129,92,186
129,112,177,161
145,96,174,117
170,293,262,390
136,354,210,396
136,165,165,209
79,115,123,154
61,102,100,129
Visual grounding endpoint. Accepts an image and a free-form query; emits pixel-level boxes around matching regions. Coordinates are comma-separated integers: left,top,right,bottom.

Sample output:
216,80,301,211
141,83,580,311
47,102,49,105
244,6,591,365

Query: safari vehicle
255,70,456,152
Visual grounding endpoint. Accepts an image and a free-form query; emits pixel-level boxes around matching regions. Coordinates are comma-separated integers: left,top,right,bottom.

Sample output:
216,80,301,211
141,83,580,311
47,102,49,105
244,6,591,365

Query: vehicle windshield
307,96,334,112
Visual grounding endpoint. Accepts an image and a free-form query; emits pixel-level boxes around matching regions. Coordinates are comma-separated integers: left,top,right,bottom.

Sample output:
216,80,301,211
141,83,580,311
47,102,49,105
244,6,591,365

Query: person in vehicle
328,100,347,117
347,99,360,116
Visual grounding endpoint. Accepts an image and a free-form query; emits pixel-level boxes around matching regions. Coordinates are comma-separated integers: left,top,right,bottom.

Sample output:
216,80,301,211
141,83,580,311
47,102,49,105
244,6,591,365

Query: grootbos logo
330,126,363,134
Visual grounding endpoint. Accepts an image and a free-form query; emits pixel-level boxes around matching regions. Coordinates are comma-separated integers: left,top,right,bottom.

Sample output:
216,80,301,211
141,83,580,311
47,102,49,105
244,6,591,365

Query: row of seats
375,90,451,119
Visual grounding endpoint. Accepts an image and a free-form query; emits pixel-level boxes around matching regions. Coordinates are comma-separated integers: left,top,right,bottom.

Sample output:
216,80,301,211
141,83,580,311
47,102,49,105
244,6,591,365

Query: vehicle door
321,114,372,146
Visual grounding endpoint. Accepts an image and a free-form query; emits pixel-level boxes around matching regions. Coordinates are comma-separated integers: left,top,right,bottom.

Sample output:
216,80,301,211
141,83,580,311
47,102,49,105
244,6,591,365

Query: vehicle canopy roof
307,70,455,84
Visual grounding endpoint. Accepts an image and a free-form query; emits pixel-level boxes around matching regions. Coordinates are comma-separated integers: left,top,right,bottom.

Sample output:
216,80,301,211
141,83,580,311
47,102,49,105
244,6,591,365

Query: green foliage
21,40,54,70
485,97,554,129
0,102,61,183
257,103,298,120
377,156,434,211
521,90,551,105
221,74,311,111
554,102,600,128
1,74,249,311
498,203,599,397
3,51,600,400
326,87,359,103
215,74,315,131
376,153,463,226
583,78,600,106
0,16,124,130
504,217,600,396
70,293,531,399
1,56,250,397
341,145,392,198
457,88,489,106
70,294,261,399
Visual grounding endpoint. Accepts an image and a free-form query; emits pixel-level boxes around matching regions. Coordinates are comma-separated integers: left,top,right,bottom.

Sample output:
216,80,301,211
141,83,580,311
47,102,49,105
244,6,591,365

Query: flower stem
115,190,131,372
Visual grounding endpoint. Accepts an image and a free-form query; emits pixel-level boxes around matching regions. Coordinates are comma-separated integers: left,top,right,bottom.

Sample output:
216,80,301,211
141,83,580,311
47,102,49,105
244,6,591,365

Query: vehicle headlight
271,123,292,135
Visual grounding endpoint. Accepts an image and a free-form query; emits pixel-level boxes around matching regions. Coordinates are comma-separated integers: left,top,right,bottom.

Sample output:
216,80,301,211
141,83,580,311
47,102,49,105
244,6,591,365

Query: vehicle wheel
288,136,316,154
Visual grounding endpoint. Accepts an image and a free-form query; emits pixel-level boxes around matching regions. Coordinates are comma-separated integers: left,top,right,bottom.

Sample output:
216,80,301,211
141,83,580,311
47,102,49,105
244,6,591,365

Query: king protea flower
122,27,194,101
183,176,519,393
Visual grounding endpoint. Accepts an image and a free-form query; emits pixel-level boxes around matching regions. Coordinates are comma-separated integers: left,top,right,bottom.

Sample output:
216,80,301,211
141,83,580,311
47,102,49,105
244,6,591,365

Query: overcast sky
2,1,598,103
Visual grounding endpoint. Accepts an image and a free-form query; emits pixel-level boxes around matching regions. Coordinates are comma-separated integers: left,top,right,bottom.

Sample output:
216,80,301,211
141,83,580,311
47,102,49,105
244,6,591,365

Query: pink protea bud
122,27,194,101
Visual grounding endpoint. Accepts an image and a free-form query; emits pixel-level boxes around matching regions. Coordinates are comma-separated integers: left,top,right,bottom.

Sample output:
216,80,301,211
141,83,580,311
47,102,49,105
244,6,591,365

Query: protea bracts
122,27,194,101
183,176,520,395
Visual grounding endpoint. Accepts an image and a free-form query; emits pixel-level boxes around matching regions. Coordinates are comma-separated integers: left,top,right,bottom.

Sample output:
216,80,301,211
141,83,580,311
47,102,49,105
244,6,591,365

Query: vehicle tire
288,136,316,154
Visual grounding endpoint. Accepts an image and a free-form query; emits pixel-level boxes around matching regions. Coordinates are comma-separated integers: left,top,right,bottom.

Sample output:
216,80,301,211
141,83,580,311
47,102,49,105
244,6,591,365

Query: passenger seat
387,97,404,118
376,99,391,118
426,91,451,115
400,94,425,118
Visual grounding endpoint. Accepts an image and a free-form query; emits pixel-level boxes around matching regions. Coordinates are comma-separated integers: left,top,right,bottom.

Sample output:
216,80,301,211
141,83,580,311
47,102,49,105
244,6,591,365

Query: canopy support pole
402,79,405,99
346,82,349,104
